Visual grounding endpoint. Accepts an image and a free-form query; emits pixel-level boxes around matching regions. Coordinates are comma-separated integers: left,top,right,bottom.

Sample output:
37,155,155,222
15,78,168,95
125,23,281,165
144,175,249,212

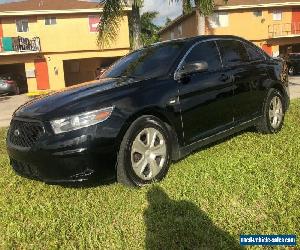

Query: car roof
154,35,248,46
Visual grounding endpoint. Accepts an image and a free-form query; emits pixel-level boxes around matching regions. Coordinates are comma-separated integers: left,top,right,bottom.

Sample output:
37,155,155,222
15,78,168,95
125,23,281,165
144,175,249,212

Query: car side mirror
175,61,208,80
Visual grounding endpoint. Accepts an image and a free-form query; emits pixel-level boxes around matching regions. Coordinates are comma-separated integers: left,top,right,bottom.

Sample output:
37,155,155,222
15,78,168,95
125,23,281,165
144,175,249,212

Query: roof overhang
0,7,132,17
268,34,300,39
216,2,300,10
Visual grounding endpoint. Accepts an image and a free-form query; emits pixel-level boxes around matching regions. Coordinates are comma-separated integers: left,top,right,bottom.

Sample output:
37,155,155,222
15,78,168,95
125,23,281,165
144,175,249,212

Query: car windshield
102,42,186,79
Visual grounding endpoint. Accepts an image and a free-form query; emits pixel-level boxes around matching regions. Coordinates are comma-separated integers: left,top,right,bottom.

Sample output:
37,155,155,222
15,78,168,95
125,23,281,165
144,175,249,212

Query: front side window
273,10,282,21
45,17,57,25
102,42,185,79
184,41,222,71
16,19,29,32
217,40,249,67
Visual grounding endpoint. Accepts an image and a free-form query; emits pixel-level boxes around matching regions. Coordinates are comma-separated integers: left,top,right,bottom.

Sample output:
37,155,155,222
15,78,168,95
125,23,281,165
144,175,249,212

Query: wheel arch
270,83,289,110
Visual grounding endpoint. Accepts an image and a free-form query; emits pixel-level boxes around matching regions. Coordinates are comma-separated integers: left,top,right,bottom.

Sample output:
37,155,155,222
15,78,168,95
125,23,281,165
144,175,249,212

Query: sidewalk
0,94,29,128
289,76,300,100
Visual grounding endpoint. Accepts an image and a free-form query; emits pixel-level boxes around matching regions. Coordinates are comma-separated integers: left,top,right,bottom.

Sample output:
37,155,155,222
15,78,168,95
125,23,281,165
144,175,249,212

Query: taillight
6,80,14,84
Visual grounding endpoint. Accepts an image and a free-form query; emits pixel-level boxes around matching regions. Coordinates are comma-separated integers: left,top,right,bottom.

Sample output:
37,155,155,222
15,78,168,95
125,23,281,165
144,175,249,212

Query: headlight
50,107,114,134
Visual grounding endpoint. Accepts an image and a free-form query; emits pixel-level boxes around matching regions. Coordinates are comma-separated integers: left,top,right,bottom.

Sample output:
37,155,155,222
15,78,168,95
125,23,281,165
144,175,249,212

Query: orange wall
1,13,130,53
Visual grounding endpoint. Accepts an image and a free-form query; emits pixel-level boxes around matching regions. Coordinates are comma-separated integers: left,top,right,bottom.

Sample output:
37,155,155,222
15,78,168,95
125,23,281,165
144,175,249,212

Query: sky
0,0,182,26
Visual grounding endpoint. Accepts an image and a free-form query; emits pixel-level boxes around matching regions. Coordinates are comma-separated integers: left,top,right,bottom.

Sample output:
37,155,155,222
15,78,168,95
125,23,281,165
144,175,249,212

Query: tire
288,66,295,76
117,115,171,187
256,88,285,134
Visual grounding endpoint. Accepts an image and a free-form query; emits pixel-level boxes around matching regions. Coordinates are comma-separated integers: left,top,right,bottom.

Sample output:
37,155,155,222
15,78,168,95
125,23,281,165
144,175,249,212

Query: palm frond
97,0,125,49
182,0,192,14
169,0,228,16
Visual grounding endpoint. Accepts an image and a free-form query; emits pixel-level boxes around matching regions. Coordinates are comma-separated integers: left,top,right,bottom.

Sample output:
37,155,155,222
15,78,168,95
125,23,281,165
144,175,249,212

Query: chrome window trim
174,37,268,80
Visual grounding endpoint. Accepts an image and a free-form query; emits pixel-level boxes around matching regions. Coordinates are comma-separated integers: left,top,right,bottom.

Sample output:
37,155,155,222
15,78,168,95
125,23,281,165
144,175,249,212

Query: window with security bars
16,19,29,32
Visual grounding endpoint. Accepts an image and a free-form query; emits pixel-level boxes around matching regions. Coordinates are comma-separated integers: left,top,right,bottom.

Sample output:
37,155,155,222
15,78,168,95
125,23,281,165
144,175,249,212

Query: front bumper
6,118,119,183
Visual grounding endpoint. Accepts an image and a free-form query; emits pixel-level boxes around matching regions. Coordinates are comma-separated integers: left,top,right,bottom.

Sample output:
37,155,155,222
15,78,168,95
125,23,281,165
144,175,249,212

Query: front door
178,41,234,145
34,59,50,90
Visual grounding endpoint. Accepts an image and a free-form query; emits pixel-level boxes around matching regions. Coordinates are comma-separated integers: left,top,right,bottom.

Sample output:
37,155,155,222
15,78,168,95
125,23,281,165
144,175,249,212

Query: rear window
217,40,249,67
244,44,265,61
0,75,12,80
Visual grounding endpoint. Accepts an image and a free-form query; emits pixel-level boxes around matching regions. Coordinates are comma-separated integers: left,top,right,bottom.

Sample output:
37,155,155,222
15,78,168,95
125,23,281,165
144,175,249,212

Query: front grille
11,159,40,179
9,119,44,148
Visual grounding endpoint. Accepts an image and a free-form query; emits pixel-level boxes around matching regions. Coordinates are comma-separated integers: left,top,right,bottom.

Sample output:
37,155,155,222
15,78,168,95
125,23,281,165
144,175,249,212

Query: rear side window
184,41,222,71
244,43,265,61
217,40,249,67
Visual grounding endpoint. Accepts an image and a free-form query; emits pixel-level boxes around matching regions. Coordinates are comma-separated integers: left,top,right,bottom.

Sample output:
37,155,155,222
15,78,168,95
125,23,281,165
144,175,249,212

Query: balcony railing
0,36,41,54
268,22,300,38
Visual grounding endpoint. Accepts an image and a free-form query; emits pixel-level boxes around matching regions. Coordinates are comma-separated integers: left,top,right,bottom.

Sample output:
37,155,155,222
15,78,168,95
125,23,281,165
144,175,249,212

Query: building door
262,44,272,56
292,8,300,34
34,59,50,90
0,20,3,37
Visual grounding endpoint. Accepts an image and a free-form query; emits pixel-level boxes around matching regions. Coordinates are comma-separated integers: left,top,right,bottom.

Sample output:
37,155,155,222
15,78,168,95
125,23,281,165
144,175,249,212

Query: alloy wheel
269,96,283,129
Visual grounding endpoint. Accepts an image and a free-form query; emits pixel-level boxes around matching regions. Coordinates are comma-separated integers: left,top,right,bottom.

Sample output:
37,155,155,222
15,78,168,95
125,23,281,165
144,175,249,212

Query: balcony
268,22,300,38
0,36,41,55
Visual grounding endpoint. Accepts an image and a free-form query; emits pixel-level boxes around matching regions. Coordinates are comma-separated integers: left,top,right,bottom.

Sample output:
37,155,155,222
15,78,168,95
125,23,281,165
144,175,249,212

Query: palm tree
98,0,221,50
140,11,160,46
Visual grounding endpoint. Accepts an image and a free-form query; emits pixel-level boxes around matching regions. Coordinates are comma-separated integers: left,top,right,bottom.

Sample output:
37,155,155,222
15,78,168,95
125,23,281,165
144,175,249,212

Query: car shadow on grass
144,186,242,250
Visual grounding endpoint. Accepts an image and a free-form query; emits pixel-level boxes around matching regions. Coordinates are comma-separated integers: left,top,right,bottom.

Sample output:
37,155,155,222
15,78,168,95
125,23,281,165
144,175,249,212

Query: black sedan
6,35,290,186
286,53,300,75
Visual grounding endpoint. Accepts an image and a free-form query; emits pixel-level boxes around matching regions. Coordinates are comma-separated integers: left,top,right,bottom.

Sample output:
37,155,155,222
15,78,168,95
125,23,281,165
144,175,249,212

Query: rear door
178,40,234,145
217,39,268,123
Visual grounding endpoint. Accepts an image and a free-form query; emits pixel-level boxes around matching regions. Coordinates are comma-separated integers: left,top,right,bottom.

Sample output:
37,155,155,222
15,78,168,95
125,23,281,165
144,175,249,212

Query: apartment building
0,0,131,93
159,0,300,57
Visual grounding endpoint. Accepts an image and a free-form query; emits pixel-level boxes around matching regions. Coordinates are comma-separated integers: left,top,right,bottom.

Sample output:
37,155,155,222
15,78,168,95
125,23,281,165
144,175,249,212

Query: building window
208,12,229,28
253,10,262,17
45,17,57,25
16,19,29,32
273,10,282,21
178,25,182,36
89,15,101,32
170,31,175,40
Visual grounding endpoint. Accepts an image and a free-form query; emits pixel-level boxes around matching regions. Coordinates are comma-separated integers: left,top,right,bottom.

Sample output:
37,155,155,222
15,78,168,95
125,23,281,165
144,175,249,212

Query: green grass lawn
0,101,299,249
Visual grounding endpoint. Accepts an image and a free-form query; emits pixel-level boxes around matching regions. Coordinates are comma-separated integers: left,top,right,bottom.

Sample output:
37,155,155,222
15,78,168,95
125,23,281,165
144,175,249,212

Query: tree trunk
131,3,142,50
196,10,206,35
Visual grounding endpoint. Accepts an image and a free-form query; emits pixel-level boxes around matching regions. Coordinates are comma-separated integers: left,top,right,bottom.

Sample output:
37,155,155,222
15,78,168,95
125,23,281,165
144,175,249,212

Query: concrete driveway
0,77,300,128
289,76,300,100
0,94,29,128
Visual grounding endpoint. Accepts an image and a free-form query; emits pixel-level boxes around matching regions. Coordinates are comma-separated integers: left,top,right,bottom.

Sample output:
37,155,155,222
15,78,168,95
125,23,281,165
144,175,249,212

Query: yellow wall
45,49,129,90
207,7,292,41
0,12,130,92
1,13,130,52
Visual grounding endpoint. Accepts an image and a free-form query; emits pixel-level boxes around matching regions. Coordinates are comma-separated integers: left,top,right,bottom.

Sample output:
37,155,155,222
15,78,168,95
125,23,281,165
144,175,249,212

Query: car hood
14,77,137,120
